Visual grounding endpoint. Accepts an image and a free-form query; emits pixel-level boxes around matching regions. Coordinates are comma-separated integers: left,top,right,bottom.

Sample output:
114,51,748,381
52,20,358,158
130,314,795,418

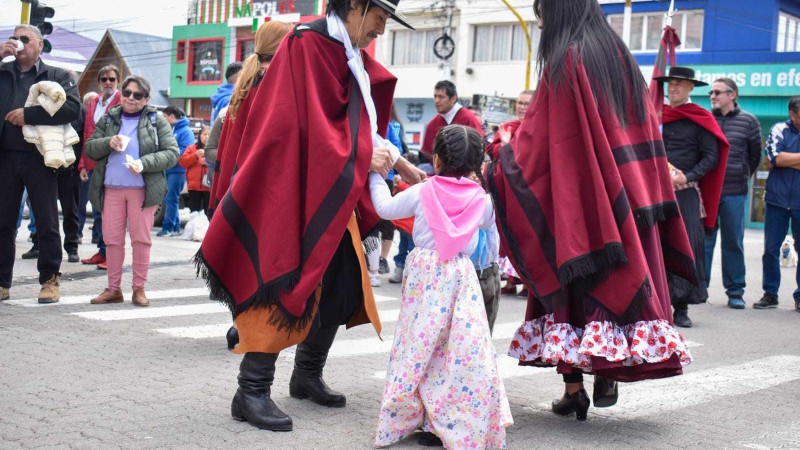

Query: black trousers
57,169,81,254
0,151,61,287
188,190,210,215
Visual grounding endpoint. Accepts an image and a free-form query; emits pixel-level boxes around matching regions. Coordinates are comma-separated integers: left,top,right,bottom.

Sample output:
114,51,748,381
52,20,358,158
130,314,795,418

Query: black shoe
289,324,346,407
517,288,529,298
379,257,390,274
673,307,693,328
226,326,240,350
21,247,39,259
551,389,590,421
91,236,98,244
753,293,779,309
67,252,80,263
417,432,444,447
592,376,618,408
795,298,800,313
231,352,293,431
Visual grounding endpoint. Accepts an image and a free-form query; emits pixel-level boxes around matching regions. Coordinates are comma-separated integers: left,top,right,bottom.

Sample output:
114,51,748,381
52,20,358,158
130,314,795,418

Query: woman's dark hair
121,75,151,99
326,0,372,20
533,0,647,126
433,125,486,188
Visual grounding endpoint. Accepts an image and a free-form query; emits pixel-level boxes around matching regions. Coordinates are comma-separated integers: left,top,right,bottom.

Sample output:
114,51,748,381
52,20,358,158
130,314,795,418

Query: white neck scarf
327,13,381,145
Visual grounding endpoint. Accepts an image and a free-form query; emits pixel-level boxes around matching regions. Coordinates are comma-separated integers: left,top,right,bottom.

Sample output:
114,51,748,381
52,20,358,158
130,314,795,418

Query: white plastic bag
181,211,209,242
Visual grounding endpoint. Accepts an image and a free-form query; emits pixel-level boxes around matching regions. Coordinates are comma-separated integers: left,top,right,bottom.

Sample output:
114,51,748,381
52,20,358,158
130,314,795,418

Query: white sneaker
369,272,381,287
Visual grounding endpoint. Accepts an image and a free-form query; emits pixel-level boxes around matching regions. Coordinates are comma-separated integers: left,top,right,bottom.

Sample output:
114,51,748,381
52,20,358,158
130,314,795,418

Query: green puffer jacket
85,105,179,212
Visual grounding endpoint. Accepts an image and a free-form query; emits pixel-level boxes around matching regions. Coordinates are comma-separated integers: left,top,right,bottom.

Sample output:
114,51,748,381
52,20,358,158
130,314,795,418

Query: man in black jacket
0,25,81,303
704,78,762,309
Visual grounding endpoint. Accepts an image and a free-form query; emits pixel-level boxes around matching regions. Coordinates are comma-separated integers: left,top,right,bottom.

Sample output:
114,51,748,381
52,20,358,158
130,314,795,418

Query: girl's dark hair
533,0,647,127
433,125,486,189
326,0,372,20
196,125,210,150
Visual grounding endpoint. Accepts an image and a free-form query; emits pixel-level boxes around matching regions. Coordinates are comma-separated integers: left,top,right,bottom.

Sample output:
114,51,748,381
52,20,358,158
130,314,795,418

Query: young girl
372,125,513,449
179,125,211,215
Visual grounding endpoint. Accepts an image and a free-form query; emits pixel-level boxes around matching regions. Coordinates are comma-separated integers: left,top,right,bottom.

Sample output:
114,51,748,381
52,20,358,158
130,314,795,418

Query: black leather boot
551,389,590,421
673,305,693,328
289,324,346,407
231,352,293,431
592,375,618,408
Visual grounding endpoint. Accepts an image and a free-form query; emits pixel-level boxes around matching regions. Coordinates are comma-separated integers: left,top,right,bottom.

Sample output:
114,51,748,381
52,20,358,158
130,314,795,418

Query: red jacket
80,91,121,171
179,144,210,192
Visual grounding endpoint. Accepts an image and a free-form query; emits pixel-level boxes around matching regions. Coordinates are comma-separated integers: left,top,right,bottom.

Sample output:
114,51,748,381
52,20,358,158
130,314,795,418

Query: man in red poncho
655,66,730,328
194,0,424,432
419,80,483,162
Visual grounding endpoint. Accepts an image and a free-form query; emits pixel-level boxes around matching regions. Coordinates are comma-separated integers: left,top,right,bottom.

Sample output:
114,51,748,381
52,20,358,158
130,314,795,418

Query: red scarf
195,21,395,329
489,55,697,320
662,103,730,229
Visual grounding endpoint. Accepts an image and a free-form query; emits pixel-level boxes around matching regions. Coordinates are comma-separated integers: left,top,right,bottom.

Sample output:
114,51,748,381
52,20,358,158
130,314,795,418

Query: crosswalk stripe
5,288,211,307
372,354,552,381
69,303,228,321
154,309,403,339
539,354,800,419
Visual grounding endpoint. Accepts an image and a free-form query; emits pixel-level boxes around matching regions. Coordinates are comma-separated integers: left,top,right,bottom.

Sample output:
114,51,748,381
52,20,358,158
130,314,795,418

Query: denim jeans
16,189,37,233
393,231,415,269
78,171,92,238
761,203,800,298
704,194,747,297
163,173,186,232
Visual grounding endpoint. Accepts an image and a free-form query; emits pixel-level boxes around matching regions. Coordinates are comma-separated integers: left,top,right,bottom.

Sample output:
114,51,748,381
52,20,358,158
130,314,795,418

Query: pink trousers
101,188,156,290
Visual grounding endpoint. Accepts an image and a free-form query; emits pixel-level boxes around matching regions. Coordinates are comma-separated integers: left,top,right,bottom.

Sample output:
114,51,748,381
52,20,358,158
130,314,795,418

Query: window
778,11,800,52
176,40,186,63
472,23,540,63
391,29,443,66
237,38,255,62
188,39,225,84
607,10,704,52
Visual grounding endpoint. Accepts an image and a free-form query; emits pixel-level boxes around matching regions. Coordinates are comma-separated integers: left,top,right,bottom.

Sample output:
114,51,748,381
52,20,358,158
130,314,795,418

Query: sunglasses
709,89,733,96
9,35,31,45
100,77,116,83
122,89,146,100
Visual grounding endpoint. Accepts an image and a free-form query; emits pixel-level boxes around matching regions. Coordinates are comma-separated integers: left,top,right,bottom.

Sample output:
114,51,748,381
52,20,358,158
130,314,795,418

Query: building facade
169,0,324,120
379,0,800,227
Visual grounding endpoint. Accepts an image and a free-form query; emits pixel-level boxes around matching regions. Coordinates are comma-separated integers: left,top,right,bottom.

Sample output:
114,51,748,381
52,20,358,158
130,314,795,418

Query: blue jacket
210,84,234,122
765,119,800,209
167,116,195,175
386,120,404,182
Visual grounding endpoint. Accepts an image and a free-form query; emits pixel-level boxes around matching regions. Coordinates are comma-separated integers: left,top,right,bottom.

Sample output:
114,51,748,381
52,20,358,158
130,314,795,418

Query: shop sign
688,63,800,96
234,0,319,18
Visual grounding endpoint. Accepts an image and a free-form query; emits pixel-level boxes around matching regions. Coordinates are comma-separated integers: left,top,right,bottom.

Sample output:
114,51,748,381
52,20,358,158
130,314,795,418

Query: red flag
649,25,681,122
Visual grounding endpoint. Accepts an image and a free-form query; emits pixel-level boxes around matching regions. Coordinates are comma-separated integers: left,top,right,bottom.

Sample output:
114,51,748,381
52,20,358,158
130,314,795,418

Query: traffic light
29,0,54,53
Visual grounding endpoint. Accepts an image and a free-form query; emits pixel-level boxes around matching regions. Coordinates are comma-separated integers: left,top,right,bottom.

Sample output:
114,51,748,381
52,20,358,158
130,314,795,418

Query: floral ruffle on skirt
508,313,692,373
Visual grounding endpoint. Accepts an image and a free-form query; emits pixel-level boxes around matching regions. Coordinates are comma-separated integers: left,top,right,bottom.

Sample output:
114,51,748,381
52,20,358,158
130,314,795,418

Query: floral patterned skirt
375,248,513,449
507,225,694,382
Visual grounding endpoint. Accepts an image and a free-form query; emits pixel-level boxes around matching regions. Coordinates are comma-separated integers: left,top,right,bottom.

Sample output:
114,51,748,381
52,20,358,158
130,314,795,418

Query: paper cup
118,135,131,152
14,40,23,53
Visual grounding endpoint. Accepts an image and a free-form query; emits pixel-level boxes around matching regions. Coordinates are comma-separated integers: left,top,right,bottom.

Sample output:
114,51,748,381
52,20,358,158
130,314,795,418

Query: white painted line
156,323,231,339
69,303,228,321
373,354,552,380
155,309,402,340
375,295,397,303
6,287,210,307
579,355,800,420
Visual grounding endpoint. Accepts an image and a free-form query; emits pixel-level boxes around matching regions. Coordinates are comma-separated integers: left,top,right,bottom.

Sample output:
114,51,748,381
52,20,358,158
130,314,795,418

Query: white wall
378,0,540,100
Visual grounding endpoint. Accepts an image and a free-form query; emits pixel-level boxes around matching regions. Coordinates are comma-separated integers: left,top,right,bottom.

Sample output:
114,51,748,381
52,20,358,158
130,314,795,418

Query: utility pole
440,0,455,80
20,0,32,24
622,0,632,47
500,0,532,89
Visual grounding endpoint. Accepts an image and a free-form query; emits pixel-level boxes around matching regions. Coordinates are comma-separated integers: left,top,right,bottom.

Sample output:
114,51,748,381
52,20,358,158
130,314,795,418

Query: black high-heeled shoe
592,375,619,408
551,389,590,421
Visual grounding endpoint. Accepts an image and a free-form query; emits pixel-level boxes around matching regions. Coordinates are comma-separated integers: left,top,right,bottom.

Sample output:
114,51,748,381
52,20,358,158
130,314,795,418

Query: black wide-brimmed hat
654,66,708,86
371,0,415,29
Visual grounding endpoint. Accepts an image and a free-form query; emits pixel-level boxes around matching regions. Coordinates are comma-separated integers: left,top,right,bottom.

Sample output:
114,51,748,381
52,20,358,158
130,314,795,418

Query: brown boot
0,287,9,302
37,275,60,304
132,287,149,307
90,288,124,305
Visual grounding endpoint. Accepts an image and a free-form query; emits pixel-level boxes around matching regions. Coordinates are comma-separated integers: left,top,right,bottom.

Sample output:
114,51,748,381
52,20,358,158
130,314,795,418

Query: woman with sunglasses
84,75,179,307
